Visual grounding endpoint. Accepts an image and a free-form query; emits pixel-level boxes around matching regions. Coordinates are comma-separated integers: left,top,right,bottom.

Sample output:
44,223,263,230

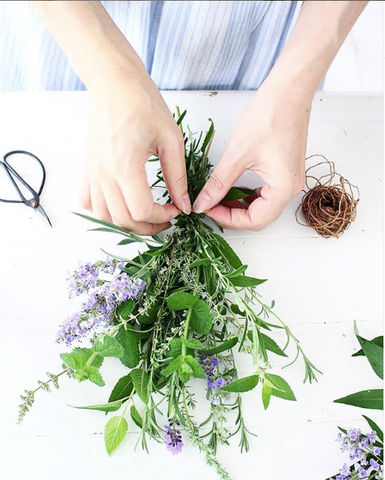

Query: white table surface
0,91,383,480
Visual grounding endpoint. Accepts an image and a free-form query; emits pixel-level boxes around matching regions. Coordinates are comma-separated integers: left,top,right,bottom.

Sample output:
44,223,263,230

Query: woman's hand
193,78,311,230
80,72,191,235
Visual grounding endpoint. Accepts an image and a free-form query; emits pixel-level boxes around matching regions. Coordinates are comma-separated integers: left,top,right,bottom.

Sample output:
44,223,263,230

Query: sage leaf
212,234,242,269
69,399,123,413
265,374,296,401
60,352,86,371
94,336,124,358
363,415,384,442
161,355,185,376
334,389,383,410
116,329,140,368
180,338,205,350
355,335,383,379
190,300,213,334
220,374,259,393
184,355,205,378
201,336,238,355
104,416,128,455
108,374,133,403
222,187,255,203
353,336,383,357
188,258,211,268
130,369,149,404
229,275,267,288
167,291,198,311
262,382,272,410
130,405,143,429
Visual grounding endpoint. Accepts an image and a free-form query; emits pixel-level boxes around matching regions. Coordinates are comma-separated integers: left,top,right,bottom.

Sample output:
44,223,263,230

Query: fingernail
193,191,212,213
181,194,192,215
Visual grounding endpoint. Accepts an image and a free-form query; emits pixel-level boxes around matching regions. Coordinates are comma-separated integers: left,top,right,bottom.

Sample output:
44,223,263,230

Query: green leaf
69,399,123,413
108,374,133,403
190,300,213,334
212,234,242,269
116,300,136,319
130,369,149,404
184,355,205,379
265,374,296,401
200,337,238,355
222,187,255,203
138,301,159,324
220,374,259,393
94,336,124,358
259,333,287,357
201,118,214,154
60,352,86,371
355,335,383,379
116,329,139,368
178,362,193,383
104,416,128,455
363,415,384,442
225,264,248,279
188,258,211,269
167,338,182,358
130,405,143,429
180,338,205,350
229,275,267,288
262,382,272,410
117,238,136,246
353,336,383,357
161,355,185,376
334,389,383,410
86,366,105,386
167,291,198,311
72,348,104,368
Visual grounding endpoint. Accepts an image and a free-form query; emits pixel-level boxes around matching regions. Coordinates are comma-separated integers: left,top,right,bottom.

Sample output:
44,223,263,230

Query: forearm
30,1,147,90
265,1,368,97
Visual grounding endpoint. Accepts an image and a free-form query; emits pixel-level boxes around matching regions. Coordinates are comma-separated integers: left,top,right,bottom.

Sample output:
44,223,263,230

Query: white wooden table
0,91,382,480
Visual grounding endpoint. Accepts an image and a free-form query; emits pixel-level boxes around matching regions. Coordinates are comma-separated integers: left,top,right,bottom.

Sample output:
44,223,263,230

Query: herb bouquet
18,110,321,480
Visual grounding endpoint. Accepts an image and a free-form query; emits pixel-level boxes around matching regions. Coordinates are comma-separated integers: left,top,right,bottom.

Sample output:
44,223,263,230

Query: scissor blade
34,204,52,227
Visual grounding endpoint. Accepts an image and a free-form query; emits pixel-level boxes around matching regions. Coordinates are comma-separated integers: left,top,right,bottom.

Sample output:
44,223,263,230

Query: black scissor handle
0,150,46,204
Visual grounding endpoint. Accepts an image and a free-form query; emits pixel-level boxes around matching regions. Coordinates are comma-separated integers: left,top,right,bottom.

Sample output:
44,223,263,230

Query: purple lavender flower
57,258,145,345
374,447,382,456
367,431,378,444
348,429,361,442
215,378,225,388
164,418,183,455
370,459,380,471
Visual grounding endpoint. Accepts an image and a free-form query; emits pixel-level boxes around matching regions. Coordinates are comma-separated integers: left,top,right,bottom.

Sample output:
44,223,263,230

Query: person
1,1,368,234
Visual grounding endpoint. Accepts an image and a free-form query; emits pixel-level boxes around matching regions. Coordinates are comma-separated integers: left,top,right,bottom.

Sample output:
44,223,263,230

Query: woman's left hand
193,78,313,231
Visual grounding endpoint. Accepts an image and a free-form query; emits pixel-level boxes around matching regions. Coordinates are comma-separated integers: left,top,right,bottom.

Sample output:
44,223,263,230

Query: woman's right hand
80,71,191,235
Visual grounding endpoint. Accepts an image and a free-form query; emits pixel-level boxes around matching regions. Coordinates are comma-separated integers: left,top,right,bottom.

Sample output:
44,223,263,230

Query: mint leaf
104,416,128,455
248,333,287,357
184,355,205,379
334,389,383,410
363,415,383,442
85,366,105,386
69,399,123,413
94,336,124,358
180,338,205,350
229,275,267,288
355,335,383,379
72,348,104,368
178,362,193,383
167,338,182,358
108,374,133,403
167,291,198,311
116,300,136,319
130,369,149,404
60,352,86,371
220,374,259,393
262,382,272,410
116,329,139,368
130,405,143,429
265,374,296,401
161,355,185,376
190,300,213,334
200,336,238,355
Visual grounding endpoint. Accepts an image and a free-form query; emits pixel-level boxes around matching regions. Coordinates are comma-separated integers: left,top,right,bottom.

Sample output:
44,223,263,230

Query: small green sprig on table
18,109,321,480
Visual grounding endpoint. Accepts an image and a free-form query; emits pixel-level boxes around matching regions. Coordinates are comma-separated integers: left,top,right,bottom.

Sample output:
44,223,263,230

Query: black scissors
0,150,52,227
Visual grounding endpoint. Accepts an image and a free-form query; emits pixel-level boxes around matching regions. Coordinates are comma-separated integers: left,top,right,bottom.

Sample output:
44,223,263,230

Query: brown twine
296,154,360,238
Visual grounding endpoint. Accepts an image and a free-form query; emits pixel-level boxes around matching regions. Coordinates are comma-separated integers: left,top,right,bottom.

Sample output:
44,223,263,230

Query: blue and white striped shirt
0,1,301,91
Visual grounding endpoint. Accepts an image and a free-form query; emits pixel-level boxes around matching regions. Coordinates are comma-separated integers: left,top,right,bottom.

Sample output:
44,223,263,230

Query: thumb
193,158,244,213
159,133,191,214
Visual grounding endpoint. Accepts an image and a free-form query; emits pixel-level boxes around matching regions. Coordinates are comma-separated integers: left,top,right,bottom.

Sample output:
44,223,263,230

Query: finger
159,133,191,214
90,182,112,222
79,174,92,211
102,179,171,235
119,160,179,224
207,184,288,231
193,156,244,213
